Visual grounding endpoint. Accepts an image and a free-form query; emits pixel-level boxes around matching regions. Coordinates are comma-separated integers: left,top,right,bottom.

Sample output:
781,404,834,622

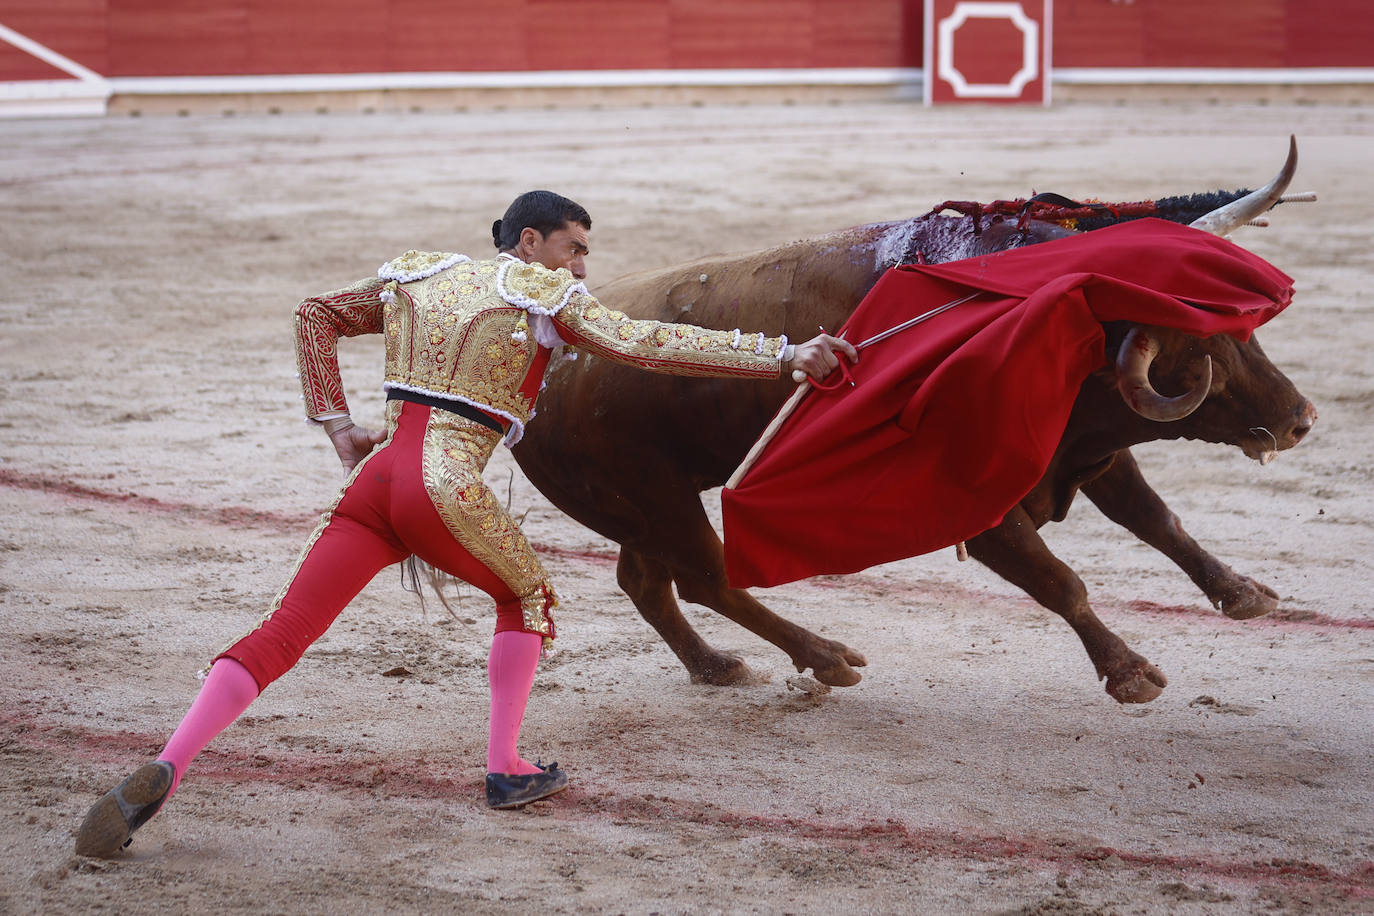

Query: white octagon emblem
936,2,1040,98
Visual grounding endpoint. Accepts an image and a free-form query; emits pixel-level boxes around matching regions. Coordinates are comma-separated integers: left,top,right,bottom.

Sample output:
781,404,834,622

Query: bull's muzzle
1243,399,1318,464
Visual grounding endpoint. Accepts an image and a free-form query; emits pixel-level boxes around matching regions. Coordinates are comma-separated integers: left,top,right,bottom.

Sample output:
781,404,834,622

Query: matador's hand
324,418,387,474
783,333,859,382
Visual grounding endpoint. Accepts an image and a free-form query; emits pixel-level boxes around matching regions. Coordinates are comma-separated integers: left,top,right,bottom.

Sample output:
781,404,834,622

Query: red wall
0,0,1369,82
1054,0,1372,69
0,0,925,79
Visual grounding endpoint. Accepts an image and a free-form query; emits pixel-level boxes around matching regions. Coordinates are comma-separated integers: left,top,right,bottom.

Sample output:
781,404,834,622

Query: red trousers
218,400,557,691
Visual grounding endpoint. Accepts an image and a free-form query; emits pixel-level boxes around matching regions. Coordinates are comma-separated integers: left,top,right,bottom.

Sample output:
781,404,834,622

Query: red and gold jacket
294,252,788,443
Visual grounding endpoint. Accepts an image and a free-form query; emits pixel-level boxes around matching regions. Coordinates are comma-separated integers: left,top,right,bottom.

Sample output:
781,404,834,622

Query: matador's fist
783,333,859,383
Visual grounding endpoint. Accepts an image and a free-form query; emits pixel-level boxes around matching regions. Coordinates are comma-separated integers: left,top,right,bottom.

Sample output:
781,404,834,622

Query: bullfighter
75,190,855,857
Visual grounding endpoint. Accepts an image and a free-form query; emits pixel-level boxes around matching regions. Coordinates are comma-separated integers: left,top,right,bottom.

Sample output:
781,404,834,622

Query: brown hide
523,218,1060,495
513,215,1315,703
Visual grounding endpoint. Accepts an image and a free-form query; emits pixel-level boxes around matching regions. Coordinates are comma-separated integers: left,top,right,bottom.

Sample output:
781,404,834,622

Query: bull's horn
1189,135,1297,236
1116,327,1212,422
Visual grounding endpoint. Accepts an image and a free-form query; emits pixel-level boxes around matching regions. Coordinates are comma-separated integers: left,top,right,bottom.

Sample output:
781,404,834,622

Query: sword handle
789,325,849,385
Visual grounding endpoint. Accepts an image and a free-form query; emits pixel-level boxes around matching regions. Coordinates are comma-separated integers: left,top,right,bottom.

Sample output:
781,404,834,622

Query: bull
510,141,1317,703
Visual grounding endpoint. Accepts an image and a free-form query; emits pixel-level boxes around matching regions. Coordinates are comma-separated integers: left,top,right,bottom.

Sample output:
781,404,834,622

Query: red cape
721,218,1293,588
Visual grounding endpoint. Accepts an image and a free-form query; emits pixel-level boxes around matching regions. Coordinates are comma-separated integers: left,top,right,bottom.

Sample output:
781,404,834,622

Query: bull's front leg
1082,449,1278,620
967,505,1167,703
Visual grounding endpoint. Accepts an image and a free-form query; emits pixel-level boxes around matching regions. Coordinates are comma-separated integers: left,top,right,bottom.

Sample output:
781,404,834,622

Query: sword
788,290,982,382
728,289,982,489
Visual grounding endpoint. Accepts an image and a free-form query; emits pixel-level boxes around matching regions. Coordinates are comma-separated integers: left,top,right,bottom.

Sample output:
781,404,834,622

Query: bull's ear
1028,192,1083,208
1189,136,1298,237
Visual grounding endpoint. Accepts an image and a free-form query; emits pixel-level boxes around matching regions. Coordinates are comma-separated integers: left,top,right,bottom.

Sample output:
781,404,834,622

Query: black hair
491,190,592,250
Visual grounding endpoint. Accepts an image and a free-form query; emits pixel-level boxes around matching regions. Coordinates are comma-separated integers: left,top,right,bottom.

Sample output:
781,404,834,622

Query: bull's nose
1290,400,1318,445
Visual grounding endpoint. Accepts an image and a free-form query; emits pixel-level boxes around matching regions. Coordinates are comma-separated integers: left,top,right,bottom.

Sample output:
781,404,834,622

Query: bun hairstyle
493,190,592,252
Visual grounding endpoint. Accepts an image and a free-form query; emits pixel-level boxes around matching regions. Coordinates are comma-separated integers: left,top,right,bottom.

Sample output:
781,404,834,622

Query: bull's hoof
687,652,768,687
1104,661,1167,704
1213,577,1280,620
795,641,867,688
810,662,863,687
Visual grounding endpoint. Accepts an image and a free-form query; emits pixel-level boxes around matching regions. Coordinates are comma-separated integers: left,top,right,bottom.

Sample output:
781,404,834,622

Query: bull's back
514,232,882,525
513,216,1062,532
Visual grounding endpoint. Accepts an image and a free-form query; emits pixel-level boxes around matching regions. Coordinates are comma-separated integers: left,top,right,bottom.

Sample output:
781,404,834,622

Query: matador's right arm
294,277,387,419
293,277,389,473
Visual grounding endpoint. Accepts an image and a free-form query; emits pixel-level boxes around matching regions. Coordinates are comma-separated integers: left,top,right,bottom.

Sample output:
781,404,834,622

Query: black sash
385,389,505,434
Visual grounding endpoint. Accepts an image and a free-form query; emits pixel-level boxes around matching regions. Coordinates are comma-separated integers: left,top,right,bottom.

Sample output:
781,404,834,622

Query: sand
1,98,1371,914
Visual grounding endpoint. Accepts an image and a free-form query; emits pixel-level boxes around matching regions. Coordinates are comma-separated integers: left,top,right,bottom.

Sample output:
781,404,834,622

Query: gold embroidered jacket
295,252,789,443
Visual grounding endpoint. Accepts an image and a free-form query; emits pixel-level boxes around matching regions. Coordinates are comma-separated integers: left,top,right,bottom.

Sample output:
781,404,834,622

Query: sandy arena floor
1,99,1371,914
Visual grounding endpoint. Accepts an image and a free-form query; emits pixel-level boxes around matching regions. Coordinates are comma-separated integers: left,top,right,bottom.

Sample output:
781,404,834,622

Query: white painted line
0,21,110,116
1055,67,1374,85
0,78,111,100
0,21,108,84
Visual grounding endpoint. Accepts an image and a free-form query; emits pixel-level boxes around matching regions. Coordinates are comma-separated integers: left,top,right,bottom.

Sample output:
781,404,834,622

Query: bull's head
1113,324,1317,465
1113,136,1317,463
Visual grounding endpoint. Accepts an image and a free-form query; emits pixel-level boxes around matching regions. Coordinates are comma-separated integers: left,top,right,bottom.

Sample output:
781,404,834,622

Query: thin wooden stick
728,293,979,490
725,380,810,489
726,295,977,490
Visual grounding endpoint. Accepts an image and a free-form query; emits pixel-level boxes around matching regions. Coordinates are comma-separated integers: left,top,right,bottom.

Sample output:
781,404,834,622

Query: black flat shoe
75,760,175,857
485,761,568,809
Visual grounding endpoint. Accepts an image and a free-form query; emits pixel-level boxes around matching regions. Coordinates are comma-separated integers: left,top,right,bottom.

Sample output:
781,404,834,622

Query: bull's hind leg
1082,450,1278,620
620,507,866,687
968,505,1166,703
617,548,762,686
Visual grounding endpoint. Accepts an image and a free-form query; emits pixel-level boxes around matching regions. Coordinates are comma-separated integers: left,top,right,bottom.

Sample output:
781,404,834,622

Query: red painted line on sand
0,468,313,530
534,543,619,567
5,467,1366,629
805,567,1372,632
17,713,1368,898
1124,597,1374,631
0,467,621,566
572,792,1373,899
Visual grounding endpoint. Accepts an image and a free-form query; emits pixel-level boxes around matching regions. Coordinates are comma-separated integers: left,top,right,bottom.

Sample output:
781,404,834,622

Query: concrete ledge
1055,81,1374,105
106,82,923,116
5,64,1368,118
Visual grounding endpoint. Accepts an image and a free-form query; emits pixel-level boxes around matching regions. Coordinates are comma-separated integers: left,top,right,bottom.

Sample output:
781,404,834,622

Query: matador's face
519,221,590,280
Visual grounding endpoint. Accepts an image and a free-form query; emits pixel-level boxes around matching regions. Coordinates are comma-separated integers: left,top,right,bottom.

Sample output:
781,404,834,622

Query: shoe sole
487,774,569,810
75,762,173,857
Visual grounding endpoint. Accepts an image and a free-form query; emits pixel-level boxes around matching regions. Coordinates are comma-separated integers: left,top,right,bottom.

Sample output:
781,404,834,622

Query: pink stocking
486,630,543,775
158,657,261,795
